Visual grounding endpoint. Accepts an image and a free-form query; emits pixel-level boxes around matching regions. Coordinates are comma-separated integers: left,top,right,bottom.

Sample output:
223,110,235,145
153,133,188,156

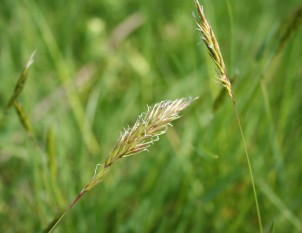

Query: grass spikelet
194,0,234,103
194,1,263,232
104,98,194,167
46,97,195,233
6,51,35,110
13,100,33,134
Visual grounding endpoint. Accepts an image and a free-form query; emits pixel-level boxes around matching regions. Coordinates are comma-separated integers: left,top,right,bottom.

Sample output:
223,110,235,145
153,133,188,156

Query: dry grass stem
194,0,234,103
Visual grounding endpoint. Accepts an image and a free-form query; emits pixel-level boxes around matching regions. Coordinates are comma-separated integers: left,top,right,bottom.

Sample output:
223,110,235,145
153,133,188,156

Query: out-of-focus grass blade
256,4,302,62
212,87,228,113
47,127,57,181
269,221,275,233
259,180,302,231
244,4,302,119
275,4,302,55
24,0,101,156
6,51,35,110
46,127,65,209
260,81,284,187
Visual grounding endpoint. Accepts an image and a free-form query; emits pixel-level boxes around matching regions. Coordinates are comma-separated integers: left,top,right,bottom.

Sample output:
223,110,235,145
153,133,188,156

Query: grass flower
46,97,195,232
194,0,234,103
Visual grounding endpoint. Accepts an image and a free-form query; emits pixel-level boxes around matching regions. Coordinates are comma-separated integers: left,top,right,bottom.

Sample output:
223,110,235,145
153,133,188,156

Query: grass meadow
1,0,302,232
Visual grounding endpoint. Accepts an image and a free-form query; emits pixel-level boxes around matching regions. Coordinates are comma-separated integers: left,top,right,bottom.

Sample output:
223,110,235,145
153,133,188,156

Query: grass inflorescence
1,52,36,134
193,1,234,103
5,51,35,111
46,98,195,232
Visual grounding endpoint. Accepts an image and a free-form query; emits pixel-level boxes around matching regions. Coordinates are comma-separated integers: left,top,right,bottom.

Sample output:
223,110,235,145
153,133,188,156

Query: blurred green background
1,0,302,232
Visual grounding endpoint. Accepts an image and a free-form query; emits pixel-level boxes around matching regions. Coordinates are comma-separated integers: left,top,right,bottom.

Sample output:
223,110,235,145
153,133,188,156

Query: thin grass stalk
45,189,87,233
234,104,263,232
45,98,195,232
194,1,263,232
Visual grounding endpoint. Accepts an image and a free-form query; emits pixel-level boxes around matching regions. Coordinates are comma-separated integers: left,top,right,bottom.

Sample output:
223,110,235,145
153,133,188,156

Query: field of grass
1,0,302,232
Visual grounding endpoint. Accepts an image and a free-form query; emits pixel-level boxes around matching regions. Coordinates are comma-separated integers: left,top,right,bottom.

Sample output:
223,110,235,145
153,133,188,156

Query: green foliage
1,0,302,232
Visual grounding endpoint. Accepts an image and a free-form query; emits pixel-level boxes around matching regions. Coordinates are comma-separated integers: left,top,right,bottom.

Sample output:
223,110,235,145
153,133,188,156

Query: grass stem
46,190,86,233
234,102,263,233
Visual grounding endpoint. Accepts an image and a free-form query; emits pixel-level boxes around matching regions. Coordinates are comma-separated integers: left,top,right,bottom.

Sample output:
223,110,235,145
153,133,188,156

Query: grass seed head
105,97,195,167
194,0,235,103
6,51,36,110
13,101,33,134
83,97,196,192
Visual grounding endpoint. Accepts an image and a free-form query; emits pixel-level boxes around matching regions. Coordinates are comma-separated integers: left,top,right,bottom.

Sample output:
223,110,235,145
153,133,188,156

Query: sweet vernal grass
45,97,196,233
194,1,263,232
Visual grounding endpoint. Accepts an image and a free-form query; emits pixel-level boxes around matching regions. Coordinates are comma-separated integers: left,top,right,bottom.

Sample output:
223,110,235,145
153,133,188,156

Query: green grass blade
259,181,302,231
269,221,275,233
